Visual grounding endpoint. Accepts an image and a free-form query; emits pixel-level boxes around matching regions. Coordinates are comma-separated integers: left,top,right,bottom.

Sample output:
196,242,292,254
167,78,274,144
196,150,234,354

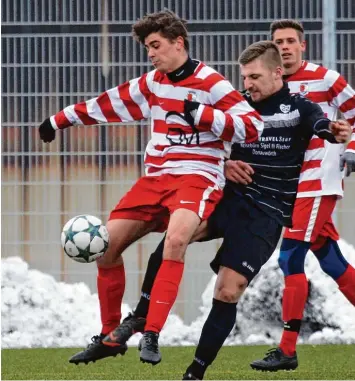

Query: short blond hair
239,40,282,69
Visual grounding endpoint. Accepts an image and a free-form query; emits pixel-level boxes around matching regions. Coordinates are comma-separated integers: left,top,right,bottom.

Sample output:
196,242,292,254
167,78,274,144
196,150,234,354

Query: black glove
39,118,56,143
340,150,355,177
183,99,200,129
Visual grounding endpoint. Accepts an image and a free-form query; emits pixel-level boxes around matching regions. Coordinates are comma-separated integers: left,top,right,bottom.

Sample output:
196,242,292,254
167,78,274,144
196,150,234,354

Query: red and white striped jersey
50,61,263,189
286,60,355,198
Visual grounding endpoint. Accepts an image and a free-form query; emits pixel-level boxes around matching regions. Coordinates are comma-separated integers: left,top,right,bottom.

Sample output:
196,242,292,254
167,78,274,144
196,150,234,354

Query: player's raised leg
69,218,156,365
100,237,166,350
102,217,211,349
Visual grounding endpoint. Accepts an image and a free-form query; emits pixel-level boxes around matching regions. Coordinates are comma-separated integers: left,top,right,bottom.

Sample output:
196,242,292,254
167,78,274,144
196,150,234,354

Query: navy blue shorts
207,188,282,283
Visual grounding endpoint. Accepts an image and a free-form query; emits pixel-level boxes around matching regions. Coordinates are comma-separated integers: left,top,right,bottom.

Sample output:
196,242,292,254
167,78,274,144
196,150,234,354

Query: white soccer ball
61,215,109,263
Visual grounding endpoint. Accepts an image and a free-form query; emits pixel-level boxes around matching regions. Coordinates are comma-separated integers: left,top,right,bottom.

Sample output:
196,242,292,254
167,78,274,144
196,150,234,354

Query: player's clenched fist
39,118,56,143
329,119,351,143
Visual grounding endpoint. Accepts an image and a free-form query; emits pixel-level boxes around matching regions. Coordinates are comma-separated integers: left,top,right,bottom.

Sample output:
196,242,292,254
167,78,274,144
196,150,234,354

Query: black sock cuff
283,319,301,332
212,298,237,309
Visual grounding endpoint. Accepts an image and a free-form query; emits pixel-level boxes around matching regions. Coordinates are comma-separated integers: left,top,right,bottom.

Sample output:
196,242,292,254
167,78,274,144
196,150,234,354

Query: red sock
144,260,184,333
336,265,355,306
97,264,126,335
279,274,308,356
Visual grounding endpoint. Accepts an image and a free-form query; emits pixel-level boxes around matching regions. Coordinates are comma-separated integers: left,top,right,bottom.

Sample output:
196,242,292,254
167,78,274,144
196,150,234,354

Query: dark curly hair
132,10,189,50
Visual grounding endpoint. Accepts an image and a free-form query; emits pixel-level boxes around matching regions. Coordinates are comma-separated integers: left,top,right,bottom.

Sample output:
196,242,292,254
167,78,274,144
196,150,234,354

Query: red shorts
283,196,339,248
109,174,223,232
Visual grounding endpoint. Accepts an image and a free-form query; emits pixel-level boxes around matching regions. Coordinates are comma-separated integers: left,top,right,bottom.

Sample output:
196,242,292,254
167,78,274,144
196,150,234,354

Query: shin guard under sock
144,259,184,333
134,237,165,318
97,264,126,335
280,273,308,356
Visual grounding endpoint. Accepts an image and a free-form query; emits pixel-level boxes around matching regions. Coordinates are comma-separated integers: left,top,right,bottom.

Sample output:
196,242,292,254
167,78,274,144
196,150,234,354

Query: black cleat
139,331,161,365
182,372,200,380
102,313,146,346
69,334,127,365
250,347,298,372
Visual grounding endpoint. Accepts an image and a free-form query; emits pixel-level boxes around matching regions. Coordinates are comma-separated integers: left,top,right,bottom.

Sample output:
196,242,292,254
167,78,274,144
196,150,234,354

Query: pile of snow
2,240,355,348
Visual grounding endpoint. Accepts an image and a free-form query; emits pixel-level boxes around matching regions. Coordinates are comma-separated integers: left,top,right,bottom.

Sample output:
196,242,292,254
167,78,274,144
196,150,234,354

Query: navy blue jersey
228,83,337,227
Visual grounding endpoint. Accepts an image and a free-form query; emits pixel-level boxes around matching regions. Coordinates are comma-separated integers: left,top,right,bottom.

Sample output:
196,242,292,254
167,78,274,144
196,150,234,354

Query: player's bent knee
316,242,349,280
164,234,188,261
215,285,239,303
278,252,289,275
98,219,153,266
97,252,123,267
214,267,248,302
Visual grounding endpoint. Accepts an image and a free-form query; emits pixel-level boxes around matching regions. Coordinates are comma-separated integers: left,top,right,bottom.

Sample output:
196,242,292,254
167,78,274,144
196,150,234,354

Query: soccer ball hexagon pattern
61,215,109,263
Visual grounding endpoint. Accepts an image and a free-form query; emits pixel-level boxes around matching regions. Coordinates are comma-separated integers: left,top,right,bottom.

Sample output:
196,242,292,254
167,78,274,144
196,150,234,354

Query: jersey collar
246,82,290,111
166,57,199,83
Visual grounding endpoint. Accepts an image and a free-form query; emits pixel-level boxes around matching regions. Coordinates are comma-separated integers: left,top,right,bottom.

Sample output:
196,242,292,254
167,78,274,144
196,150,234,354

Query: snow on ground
2,239,355,348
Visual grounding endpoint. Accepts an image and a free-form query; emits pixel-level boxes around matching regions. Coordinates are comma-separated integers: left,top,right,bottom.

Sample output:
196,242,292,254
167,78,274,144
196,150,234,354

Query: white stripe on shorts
304,196,322,242
198,185,219,218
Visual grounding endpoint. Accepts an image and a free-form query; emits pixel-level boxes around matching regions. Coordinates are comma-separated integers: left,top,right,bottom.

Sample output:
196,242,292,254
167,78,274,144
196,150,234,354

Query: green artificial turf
2,344,355,380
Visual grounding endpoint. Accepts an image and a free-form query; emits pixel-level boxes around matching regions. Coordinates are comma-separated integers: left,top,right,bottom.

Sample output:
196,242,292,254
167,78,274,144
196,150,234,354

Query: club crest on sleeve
299,82,309,96
280,104,291,113
186,91,197,101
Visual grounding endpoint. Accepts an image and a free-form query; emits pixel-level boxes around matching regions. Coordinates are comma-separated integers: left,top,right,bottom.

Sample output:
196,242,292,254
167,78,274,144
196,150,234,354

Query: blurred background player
246,19,355,371
38,10,263,365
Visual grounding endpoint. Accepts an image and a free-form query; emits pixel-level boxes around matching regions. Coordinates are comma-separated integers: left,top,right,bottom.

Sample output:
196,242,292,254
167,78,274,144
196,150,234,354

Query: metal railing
2,0,354,323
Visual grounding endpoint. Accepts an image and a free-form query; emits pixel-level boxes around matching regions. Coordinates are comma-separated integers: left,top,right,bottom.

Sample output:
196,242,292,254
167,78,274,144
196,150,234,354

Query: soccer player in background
104,41,351,373
244,20,355,371
38,10,264,364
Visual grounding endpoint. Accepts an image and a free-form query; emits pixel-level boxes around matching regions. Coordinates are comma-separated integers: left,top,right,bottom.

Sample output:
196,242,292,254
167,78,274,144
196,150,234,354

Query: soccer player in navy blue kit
178,41,351,380
102,40,351,373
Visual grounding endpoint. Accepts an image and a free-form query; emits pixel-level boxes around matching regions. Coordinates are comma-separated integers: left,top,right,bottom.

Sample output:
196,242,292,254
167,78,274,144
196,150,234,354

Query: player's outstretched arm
325,70,355,175
299,97,351,143
312,117,351,144
183,78,264,144
329,120,352,143
39,74,152,143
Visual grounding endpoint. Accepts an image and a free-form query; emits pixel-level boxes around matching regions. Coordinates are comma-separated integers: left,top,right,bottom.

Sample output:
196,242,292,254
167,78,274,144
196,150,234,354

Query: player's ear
175,36,185,51
300,39,306,53
275,66,283,79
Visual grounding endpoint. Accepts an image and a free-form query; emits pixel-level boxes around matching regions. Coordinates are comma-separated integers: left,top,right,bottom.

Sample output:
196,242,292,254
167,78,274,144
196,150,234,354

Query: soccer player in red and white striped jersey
38,10,263,365
251,19,355,372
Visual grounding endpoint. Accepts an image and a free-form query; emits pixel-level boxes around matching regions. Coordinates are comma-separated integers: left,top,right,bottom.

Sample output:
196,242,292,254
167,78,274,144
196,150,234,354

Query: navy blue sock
185,298,237,379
